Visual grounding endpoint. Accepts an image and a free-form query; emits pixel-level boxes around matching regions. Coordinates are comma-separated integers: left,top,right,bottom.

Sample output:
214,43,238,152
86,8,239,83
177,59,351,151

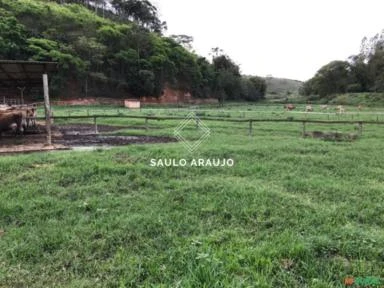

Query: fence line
35,114,384,124
33,114,384,137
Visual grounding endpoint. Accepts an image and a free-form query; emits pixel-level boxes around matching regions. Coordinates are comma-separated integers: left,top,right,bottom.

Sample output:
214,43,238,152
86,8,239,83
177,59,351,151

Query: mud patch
304,131,359,141
56,124,176,146
0,123,176,154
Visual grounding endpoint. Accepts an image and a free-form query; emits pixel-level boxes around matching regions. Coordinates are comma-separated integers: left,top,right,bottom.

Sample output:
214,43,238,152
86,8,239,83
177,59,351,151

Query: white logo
174,112,211,152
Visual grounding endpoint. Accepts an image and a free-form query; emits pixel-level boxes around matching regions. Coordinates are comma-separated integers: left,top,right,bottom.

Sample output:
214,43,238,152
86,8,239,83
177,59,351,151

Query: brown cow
284,104,295,111
0,111,27,135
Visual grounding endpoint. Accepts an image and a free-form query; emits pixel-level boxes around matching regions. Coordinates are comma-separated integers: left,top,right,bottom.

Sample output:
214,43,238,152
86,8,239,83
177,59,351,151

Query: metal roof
0,60,58,87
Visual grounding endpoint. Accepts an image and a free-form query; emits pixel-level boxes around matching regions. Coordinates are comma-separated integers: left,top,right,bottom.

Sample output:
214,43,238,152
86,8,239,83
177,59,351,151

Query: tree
301,61,351,97
170,35,194,51
111,0,166,33
0,9,29,59
212,55,242,102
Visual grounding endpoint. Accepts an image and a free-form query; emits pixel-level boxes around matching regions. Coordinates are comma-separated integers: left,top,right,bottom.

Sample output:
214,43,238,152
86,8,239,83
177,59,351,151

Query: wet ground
0,124,176,154
56,124,176,146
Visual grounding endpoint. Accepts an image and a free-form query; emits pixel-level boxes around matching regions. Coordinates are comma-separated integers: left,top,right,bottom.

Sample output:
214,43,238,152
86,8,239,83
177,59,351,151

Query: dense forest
301,30,384,99
0,0,266,101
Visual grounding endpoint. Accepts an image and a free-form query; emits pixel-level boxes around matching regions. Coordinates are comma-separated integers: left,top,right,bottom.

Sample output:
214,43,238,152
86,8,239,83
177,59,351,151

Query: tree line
0,0,266,101
301,30,384,99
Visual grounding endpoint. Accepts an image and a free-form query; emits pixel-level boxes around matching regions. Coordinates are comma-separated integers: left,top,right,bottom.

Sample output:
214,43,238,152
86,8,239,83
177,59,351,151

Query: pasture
1,103,384,287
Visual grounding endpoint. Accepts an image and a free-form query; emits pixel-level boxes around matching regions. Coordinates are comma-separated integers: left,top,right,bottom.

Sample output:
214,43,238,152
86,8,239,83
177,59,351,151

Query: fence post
358,121,363,136
249,120,253,136
302,121,306,137
43,74,52,146
94,116,98,134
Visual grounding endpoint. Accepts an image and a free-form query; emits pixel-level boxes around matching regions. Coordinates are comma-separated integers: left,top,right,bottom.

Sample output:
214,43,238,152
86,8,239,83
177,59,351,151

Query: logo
344,276,383,287
174,112,211,153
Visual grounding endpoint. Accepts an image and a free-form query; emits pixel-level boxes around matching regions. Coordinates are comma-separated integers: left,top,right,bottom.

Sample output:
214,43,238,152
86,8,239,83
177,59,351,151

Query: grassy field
1,104,384,287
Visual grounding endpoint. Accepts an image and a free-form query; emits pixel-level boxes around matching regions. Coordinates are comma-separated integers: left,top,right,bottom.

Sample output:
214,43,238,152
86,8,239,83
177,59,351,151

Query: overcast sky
153,0,384,81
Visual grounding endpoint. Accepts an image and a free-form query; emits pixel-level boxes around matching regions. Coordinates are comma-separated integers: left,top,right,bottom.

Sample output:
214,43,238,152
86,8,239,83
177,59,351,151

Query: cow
336,105,345,114
357,104,363,111
20,107,37,128
0,110,27,135
320,104,328,111
284,104,295,111
305,105,313,112
0,105,15,112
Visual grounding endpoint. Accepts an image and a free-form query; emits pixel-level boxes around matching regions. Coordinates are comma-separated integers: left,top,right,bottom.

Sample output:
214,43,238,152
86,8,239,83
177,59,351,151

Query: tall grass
1,105,384,287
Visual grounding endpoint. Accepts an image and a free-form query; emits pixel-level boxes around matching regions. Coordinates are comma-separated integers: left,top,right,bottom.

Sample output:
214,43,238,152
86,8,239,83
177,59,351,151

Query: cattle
305,105,313,112
21,107,37,128
320,104,328,111
336,105,345,113
357,104,363,111
0,110,27,135
0,105,15,112
284,104,295,111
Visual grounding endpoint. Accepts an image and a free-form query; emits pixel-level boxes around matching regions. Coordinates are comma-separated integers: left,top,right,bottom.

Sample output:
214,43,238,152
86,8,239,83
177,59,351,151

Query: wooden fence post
43,74,52,146
358,121,363,136
94,116,98,134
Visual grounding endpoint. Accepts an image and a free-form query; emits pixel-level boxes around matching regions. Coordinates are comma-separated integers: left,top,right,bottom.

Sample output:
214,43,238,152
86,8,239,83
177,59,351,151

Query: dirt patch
0,124,176,154
304,131,359,141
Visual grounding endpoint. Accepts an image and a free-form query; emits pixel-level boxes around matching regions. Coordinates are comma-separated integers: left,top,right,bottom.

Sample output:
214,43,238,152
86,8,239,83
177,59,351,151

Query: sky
153,0,384,81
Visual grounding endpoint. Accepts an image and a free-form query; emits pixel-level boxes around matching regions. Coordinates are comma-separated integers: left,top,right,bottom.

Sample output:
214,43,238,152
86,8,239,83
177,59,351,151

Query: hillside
265,77,303,98
0,0,266,102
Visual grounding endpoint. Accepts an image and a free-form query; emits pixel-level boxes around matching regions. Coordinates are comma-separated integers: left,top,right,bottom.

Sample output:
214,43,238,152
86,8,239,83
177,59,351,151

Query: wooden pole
17,87,25,105
302,121,306,137
358,121,363,136
94,116,98,134
43,74,52,145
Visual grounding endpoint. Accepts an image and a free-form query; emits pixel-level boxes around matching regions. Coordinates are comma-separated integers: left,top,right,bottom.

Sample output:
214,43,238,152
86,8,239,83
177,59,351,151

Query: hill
265,77,303,99
0,0,266,102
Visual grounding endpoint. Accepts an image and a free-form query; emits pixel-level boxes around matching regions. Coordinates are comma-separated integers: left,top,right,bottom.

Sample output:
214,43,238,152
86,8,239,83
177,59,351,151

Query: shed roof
0,60,58,87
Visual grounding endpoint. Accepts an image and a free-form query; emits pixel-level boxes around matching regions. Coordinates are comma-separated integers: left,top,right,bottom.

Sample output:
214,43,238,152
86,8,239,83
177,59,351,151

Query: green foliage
0,9,29,59
111,0,166,33
0,0,266,101
302,30,384,99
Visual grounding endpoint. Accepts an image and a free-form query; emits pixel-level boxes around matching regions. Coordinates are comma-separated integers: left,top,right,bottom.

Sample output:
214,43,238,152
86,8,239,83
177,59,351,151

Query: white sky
154,0,384,81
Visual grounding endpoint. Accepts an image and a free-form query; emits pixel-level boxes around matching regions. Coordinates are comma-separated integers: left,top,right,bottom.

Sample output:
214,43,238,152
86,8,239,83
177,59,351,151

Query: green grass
2,105,384,287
